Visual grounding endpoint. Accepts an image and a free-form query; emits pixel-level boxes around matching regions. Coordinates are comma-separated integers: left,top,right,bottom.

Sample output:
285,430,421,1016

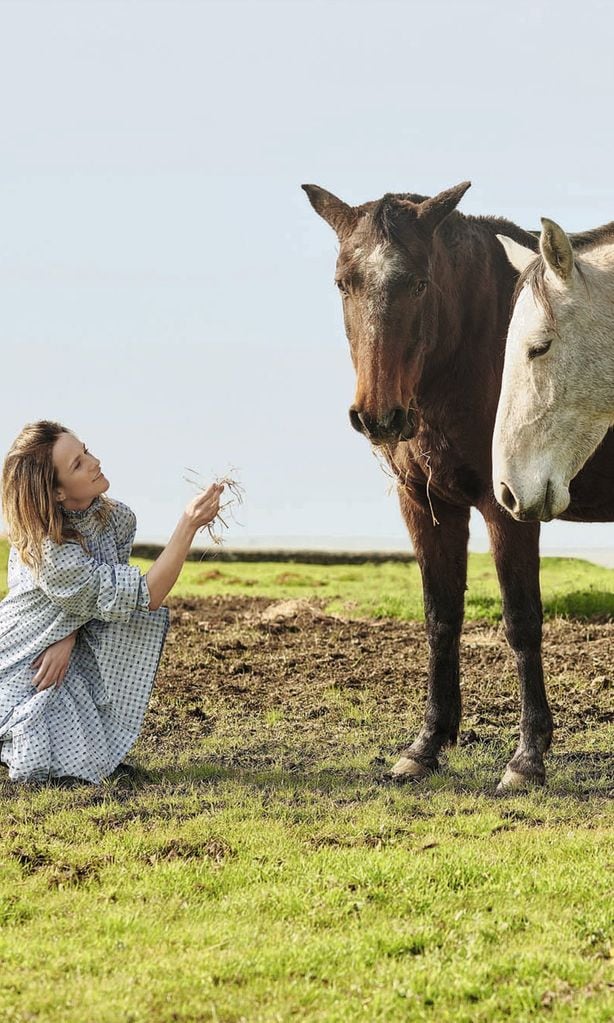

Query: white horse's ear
540,218,574,282
496,235,535,274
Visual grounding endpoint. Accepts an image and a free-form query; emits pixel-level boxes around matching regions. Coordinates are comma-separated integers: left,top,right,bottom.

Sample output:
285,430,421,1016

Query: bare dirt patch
140,597,613,783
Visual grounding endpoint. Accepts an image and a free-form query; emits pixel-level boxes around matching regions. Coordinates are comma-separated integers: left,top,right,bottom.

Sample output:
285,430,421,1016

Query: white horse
492,218,614,521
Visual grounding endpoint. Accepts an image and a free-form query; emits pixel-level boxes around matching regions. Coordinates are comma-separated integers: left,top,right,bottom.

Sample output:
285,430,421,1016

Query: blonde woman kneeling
0,421,222,785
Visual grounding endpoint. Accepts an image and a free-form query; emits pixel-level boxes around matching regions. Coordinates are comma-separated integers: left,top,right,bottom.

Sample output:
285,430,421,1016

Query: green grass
3,539,614,621
130,549,614,622
0,764,612,1023
0,539,613,1021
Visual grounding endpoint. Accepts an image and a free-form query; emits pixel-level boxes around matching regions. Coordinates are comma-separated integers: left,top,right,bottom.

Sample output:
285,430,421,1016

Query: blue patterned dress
0,498,169,783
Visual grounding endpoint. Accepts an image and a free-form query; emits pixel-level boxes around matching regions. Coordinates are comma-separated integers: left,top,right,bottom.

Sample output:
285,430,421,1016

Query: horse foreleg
484,507,553,790
388,491,470,781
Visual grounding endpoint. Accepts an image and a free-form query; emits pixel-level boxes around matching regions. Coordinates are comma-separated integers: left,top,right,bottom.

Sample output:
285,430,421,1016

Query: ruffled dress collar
61,496,104,534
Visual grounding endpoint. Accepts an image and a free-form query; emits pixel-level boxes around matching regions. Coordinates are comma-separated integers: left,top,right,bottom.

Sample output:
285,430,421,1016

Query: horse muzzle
349,406,418,444
495,477,570,522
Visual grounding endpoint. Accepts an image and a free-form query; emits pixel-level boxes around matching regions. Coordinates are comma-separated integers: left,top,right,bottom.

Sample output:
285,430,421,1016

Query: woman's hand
32,632,77,692
183,483,224,532
145,482,225,611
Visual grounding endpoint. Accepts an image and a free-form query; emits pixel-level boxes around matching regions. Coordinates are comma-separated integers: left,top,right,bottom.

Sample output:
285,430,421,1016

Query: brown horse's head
302,181,471,443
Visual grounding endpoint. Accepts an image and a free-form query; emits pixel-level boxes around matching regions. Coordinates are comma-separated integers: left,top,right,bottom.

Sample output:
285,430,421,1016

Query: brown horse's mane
567,219,614,250
360,191,614,253
359,192,540,251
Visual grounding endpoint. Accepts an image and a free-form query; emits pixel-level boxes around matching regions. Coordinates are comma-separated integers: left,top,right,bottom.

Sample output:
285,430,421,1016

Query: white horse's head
492,219,614,521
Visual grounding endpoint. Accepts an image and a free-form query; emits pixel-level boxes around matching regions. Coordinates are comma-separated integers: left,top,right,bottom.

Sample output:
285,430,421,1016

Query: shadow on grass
139,747,614,800
548,750,614,787
355,589,614,623
1,747,610,804
543,589,614,619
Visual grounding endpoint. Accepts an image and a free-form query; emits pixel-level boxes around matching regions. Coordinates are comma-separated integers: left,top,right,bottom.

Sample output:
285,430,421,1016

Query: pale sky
2,0,614,549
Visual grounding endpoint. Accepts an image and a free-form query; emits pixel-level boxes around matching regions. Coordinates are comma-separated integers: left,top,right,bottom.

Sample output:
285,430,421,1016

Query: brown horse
303,181,552,791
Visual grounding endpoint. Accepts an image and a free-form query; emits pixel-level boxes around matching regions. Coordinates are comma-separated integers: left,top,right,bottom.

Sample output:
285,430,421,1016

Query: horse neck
417,217,519,403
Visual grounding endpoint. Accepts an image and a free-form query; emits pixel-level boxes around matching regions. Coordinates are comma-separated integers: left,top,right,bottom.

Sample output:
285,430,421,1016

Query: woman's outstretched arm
145,483,223,610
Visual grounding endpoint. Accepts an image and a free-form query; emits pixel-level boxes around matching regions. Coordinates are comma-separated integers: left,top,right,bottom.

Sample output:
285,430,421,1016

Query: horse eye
335,279,349,296
414,280,428,296
528,339,552,360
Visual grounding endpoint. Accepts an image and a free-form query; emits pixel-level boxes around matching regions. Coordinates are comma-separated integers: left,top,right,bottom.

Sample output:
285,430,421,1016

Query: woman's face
53,432,110,511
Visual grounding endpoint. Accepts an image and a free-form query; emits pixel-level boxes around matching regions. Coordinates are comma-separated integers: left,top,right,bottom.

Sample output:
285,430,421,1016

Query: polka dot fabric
0,498,169,783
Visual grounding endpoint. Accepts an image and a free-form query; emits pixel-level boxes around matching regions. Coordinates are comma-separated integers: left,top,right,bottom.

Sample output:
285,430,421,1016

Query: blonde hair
1,420,111,570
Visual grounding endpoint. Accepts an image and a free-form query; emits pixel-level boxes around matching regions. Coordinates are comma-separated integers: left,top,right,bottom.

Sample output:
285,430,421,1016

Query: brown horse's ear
416,181,471,230
302,184,357,237
540,218,574,282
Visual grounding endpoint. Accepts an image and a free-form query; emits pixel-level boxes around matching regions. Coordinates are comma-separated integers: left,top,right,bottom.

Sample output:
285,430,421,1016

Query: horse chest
406,433,484,508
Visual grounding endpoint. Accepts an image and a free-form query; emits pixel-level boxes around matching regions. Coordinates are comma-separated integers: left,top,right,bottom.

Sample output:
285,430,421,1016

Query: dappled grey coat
0,499,169,783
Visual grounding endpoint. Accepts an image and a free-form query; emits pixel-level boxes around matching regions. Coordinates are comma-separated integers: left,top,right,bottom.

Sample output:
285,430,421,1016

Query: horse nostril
401,407,418,439
358,411,377,436
349,407,410,439
387,407,407,434
349,408,363,433
499,482,517,513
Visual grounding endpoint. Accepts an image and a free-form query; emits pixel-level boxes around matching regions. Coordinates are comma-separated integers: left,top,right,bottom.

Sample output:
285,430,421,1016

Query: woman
0,420,222,784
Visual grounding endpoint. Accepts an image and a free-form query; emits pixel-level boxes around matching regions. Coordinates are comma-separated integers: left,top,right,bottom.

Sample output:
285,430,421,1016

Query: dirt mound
251,598,339,625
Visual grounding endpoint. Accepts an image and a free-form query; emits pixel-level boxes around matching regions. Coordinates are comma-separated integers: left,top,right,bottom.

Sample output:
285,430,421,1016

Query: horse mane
513,259,559,331
514,252,590,332
568,220,614,251
365,193,428,247
360,192,614,255
512,223,614,327
362,193,540,251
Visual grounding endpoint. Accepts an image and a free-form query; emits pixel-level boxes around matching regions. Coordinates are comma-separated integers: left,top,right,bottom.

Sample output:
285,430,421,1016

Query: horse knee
503,609,542,652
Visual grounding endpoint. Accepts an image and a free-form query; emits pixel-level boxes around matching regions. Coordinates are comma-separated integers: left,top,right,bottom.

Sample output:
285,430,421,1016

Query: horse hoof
385,756,431,782
496,766,545,793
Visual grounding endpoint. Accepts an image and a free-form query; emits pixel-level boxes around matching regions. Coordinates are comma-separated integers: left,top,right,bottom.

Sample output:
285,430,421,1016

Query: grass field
3,539,614,620
0,540,612,1022
130,549,614,621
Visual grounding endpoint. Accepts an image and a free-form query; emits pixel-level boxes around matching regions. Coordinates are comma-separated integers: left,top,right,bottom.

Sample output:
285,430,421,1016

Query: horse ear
416,181,471,230
540,218,574,281
302,184,357,237
496,235,536,274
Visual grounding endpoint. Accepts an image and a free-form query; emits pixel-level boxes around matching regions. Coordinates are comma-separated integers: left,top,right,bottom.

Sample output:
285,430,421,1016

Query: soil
141,597,613,779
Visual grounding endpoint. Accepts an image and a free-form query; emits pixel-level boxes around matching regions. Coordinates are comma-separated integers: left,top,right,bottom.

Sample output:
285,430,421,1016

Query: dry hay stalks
183,467,245,547
372,439,440,528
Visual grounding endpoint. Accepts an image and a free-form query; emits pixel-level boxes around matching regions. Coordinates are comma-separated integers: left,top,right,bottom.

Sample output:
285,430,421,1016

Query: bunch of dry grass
183,467,245,546
371,443,440,527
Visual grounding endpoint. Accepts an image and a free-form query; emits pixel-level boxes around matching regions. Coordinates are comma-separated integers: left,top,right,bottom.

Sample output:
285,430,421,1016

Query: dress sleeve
37,539,150,623
110,501,138,564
